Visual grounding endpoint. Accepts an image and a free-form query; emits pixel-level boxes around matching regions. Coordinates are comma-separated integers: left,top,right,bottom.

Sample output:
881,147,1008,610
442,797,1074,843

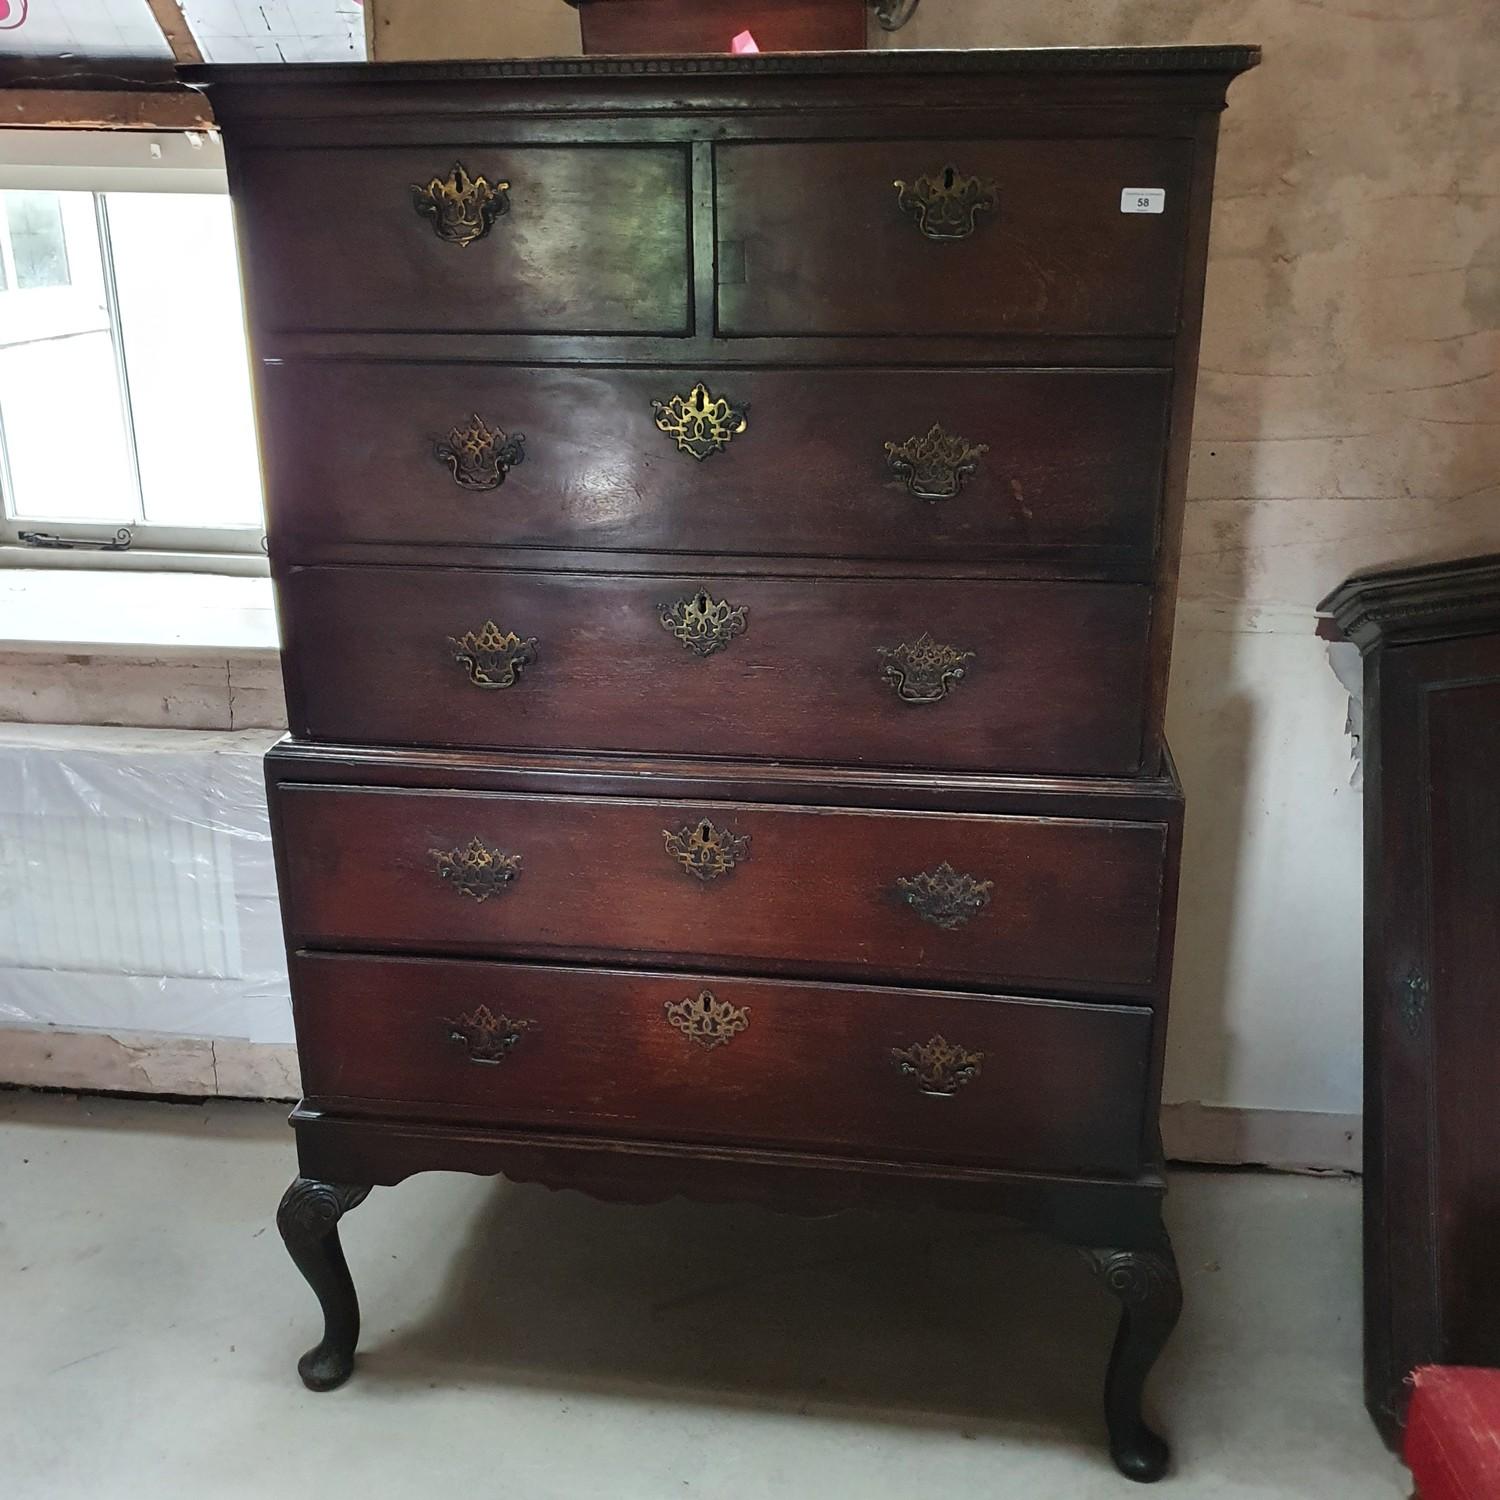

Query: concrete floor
0,1091,1409,1499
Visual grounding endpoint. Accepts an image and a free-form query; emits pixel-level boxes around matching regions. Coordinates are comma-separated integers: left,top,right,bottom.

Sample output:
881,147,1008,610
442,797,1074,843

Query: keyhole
698,820,712,842
942,166,956,190
696,592,709,612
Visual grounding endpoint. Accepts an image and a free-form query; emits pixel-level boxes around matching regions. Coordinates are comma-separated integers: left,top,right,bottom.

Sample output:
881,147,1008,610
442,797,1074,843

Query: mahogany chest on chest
193,45,1257,1480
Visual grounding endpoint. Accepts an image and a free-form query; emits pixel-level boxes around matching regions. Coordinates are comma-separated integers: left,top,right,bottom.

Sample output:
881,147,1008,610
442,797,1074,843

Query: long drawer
279,565,1154,776
234,144,691,335
273,785,1170,994
716,138,1193,337
291,953,1154,1174
261,363,1169,566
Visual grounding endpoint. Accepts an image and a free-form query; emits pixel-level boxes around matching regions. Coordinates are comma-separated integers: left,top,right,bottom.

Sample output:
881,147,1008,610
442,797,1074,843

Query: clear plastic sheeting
0,724,291,1042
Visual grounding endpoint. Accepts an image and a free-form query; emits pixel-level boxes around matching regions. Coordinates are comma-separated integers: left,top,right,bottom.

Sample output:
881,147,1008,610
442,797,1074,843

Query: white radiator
0,809,240,978
0,725,290,1041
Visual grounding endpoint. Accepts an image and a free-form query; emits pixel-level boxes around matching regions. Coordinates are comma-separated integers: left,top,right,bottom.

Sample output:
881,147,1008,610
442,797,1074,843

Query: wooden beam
1,89,214,131
0,58,213,131
143,0,205,65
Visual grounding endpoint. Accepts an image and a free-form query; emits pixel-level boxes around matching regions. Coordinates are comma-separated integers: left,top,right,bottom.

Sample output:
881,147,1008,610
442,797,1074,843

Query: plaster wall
357,0,1500,1135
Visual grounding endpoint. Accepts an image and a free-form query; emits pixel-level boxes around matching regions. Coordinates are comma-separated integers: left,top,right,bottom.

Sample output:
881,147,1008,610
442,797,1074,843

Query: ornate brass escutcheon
445,1005,534,1064
433,414,526,491
894,861,993,930
663,989,750,1050
884,423,989,501
651,382,748,460
430,837,522,902
659,588,749,657
891,1035,984,1096
411,162,510,246
893,164,998,241
878,632,974,704
663,818,750,881
449,620,538,689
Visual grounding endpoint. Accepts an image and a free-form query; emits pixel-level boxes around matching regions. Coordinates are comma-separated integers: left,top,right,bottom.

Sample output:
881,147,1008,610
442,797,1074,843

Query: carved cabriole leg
277,1177,372,1392
1084,1237,1184,1483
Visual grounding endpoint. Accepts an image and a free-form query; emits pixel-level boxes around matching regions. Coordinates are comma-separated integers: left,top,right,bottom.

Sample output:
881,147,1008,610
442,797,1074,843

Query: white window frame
0,129,267,577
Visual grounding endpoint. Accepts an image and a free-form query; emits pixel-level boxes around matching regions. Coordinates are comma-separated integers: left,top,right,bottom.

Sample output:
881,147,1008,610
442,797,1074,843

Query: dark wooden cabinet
191,45,1257,1481
1323,555,1500,1445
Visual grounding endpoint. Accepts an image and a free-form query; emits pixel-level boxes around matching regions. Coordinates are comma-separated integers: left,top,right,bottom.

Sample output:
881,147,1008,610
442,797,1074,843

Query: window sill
0,568,279,655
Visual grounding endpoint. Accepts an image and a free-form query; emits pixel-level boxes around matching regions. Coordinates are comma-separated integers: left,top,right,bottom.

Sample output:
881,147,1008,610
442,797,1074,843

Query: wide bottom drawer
291,953,1153,1176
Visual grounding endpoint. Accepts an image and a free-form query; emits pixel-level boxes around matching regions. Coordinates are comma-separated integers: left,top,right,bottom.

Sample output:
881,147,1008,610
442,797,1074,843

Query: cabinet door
1370,631,1500,1429
1421,642,1500,1361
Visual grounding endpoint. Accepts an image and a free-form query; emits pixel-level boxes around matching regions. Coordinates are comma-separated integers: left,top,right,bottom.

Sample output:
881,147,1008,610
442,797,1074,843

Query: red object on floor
1406,1367,1500,1499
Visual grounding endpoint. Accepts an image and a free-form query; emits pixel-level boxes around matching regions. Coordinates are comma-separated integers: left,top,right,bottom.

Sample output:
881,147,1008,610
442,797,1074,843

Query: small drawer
716,139,1193,337
279,565,1154,776
273,784,1169,994
234,145,691,335
291,953,1154,1175
262,362,1170,568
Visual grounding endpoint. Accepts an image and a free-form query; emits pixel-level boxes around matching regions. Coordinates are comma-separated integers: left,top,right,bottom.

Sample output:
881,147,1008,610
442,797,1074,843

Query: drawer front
263,362,1169,565
281,566,1153,776
275,785,1169,993
291,954,1152,1175
235,146,691,334
717,139,1193,337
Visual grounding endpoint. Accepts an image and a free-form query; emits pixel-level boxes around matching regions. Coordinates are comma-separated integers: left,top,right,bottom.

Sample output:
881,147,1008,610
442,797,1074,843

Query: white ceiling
0,0,172,59
0,0,366,62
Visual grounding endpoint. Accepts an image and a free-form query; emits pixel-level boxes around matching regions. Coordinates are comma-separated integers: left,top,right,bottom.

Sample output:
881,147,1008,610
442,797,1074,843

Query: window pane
0,193,138,524
104,193,264,531
5,192,71,290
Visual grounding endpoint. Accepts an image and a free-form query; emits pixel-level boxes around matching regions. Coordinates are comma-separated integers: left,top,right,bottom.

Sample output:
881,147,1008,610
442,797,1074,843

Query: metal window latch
17,528,134,552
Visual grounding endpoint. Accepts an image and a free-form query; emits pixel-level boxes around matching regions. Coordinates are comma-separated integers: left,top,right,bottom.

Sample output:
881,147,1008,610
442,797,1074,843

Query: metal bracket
18,527,133,552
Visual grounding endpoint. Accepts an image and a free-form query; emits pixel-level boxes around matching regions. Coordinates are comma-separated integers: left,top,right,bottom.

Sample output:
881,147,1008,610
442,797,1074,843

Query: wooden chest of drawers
193,44,1256,1481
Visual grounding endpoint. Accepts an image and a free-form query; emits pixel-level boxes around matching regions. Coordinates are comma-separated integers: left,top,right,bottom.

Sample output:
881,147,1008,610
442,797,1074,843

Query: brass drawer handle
895,861,993,930
892,1035,984,1096
652,382,748,460
664,989,750,1050
450,621,538,689
893,165,997,241
878,633,973,704
412,162,510,246
659,588,748,656
885,424,988,501
430,837,522,902
446,1005,534,1064
433,414,526,492
663,818,749,881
